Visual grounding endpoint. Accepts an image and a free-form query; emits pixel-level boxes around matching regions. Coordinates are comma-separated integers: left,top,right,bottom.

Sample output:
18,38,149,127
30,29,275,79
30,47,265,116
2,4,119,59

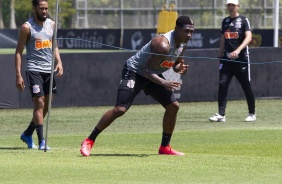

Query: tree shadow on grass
0,147,27,150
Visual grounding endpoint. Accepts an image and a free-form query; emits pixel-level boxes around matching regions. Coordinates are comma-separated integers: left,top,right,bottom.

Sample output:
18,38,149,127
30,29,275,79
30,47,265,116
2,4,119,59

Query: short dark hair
176,16,194,27
32,0,48,7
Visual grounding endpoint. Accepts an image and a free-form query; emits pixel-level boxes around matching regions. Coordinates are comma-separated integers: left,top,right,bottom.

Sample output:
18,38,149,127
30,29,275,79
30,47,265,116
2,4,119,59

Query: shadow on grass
88,153,153,157
0,147,27,150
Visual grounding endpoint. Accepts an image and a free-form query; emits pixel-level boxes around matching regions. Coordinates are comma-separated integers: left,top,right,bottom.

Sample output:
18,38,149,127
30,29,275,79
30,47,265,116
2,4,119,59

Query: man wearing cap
209,0,256,122
80,16,194,156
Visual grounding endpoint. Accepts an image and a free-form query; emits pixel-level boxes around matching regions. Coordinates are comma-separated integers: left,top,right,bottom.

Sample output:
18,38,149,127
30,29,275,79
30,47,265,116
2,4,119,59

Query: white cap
226,0,239,5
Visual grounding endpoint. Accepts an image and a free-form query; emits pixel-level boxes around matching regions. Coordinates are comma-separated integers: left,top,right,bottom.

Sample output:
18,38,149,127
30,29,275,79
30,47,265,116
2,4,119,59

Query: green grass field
0,99,282,183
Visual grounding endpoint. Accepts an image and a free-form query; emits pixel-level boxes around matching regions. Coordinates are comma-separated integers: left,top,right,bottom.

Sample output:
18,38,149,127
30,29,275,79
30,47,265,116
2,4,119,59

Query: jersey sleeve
243,17,252,32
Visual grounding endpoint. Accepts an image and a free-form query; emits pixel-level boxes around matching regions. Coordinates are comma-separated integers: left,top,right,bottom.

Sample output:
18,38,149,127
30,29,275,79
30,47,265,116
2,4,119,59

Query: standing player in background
209,0,256,122
80,16,194,157
15,0,63,150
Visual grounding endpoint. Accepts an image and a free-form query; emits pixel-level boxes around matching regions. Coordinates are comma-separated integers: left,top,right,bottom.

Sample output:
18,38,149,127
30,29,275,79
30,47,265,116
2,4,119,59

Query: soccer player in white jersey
15,0,63,150
80,16,194,156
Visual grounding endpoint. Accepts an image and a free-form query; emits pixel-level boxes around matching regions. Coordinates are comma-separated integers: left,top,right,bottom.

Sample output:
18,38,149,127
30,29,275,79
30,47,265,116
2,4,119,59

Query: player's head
226,0,240,14
176,16,194,28
226,0,239,5
32,0,49,22
175,16,194,42
32,0,48,7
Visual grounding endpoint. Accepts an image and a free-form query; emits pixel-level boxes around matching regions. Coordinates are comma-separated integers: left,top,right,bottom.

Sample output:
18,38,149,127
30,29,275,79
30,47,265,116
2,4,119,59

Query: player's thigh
235,68,251,87
219,71,233,86
144,82,176,107
26,71,45,97
115,78,144,109
42,73,57,95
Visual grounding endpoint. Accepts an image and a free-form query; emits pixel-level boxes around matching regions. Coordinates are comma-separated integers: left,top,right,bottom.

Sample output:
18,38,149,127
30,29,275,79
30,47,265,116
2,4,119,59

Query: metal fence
75,0,282,29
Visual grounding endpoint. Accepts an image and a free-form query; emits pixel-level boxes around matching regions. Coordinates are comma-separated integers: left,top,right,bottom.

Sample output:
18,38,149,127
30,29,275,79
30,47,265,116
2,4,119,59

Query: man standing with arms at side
209,0,256,122
80,16,194,156
15,0,63,150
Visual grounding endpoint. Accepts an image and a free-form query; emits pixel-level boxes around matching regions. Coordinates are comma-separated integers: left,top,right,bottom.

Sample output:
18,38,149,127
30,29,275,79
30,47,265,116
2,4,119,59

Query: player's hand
229,50,240,60
16,76,25,91
163,81,182,91
178,60,189,74
54,63,63,77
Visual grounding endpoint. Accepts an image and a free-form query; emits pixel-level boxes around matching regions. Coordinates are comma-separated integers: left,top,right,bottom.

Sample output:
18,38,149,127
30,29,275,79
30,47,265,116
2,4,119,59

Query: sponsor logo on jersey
160,61,175,68
35,39,52,49
224,31,239,39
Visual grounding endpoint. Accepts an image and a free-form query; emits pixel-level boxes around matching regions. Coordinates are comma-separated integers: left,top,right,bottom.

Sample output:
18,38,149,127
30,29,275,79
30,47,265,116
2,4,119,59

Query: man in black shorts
15,0,63,150
80,15,194,156
209,0,256,122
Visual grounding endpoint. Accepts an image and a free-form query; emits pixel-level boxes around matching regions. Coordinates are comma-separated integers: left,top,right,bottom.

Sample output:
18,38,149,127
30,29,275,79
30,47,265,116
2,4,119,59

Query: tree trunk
10,0,16,28
0,0,4,28
72,0,77,28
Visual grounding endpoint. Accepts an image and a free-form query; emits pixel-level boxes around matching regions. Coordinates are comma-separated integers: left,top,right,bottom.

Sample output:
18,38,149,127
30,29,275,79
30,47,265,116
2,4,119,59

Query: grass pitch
0,99,282,183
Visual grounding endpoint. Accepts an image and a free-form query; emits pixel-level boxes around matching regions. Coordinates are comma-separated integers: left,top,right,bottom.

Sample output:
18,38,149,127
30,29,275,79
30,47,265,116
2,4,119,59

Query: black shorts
26,71,57,98
115,64,176,109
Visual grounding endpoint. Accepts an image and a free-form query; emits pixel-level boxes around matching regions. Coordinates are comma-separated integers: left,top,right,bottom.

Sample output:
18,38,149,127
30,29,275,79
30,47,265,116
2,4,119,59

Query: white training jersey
126,30,187,77
25,17,53,73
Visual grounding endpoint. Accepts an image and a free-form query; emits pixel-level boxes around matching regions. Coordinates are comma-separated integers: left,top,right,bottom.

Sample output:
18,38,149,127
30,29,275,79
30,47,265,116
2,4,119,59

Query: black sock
35,124,44,144
161,132,172,147
24,121,36,136
88,127,102,141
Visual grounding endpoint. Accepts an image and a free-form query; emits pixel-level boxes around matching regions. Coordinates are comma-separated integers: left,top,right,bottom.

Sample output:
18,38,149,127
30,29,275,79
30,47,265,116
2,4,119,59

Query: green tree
13,0,75,28
0,0,3,28
10,0,16,28
1,0,11,28
46,0,76,28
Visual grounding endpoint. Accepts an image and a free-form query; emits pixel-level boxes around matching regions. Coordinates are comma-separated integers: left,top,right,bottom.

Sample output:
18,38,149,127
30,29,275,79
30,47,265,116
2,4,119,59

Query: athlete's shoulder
237,15,252,29
161,30,174,42
150,36,170,55
222,16,230,22
20,19,31,34
45,18,55,29
46,18,53,22
24,17,34,27
45,18,54,25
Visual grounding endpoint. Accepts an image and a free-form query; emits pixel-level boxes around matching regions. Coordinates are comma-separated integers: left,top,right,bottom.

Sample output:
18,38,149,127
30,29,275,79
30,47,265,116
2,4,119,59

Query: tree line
0,0,280,29
0,0,75,29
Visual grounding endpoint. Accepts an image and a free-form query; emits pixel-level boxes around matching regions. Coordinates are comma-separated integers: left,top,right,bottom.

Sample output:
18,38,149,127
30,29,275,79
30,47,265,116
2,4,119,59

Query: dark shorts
220,55,249,71
115,64,176,109
26,71,57,98
220,57,250,79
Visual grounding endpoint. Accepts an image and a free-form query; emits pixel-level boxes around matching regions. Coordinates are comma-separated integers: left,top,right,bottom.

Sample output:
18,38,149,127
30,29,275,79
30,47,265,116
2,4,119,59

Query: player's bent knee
219,80,228,87
113,106,127,117
33,96,45,109
165,101,179,112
